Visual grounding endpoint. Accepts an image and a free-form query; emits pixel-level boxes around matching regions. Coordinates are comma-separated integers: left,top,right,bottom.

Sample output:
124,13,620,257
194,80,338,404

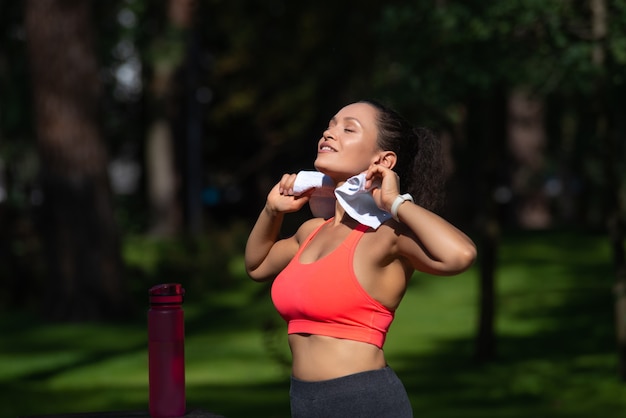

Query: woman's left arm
394,198,476,275
366,164,477,276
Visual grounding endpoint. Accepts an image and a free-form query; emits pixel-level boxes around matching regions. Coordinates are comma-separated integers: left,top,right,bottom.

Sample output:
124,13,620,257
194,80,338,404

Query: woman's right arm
245,174,312,281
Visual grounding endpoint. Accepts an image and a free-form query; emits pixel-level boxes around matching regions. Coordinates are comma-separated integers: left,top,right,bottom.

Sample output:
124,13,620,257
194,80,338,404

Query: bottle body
148,284,186,418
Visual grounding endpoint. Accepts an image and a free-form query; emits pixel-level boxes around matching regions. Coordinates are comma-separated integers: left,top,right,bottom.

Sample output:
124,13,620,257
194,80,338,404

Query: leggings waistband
290,366,395,396
289,366,413,417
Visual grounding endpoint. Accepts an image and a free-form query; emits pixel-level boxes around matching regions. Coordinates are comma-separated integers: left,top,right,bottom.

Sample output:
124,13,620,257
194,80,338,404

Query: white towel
292,171,327,195
334,173,392,229
293,171,336,219
293,171,391,229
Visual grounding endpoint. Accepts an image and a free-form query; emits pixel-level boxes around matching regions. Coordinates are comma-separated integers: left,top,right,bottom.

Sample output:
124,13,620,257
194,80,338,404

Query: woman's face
314,102,381,181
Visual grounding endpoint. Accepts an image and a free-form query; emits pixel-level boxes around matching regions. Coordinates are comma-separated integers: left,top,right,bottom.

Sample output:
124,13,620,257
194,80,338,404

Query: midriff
289,333,387,381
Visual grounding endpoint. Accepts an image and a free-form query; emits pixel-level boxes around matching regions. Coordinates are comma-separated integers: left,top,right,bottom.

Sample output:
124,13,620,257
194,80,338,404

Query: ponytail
408,127,444,211
359,100,445,212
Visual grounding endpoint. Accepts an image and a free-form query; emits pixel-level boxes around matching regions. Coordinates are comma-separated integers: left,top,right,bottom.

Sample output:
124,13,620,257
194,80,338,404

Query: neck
332,203,361,227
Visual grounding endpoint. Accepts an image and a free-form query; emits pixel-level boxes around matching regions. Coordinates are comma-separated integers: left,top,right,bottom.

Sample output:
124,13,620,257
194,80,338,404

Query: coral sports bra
271,219,395,349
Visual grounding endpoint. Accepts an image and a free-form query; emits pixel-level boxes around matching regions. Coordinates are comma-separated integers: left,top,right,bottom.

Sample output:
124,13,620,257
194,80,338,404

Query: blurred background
1,0,625,417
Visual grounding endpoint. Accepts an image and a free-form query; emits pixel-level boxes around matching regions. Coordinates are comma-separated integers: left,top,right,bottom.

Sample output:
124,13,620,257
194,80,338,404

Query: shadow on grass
1,381,291,418
3,229,625,417
0,285,291,417
392,229,624,418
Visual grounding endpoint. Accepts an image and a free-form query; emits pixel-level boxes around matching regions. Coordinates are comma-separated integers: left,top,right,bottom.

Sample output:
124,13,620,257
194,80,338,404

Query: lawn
1,228,625,417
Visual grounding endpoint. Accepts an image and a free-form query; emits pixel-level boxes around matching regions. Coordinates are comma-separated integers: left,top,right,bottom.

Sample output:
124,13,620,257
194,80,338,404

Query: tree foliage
0,0,625,371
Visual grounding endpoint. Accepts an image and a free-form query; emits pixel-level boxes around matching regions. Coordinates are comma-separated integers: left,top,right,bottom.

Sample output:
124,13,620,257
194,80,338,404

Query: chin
313,159,326,173
313,164,336,178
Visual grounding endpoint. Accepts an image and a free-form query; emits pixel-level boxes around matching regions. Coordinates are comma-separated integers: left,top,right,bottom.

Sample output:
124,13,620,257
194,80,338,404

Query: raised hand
266,173,312,215
365,164,401,213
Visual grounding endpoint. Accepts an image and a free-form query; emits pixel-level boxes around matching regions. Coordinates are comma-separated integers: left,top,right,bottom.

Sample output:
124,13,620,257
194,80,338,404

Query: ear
373,151,397,169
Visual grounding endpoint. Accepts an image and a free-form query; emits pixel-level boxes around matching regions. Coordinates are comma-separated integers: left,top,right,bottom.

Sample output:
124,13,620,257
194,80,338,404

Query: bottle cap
149,283,185,305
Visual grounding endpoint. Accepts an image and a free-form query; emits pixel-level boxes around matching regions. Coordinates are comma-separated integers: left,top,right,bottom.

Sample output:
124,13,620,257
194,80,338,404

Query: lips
319,141,337,152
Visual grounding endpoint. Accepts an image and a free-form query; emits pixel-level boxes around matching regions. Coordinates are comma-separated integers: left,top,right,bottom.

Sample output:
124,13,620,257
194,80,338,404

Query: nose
323,127,335,140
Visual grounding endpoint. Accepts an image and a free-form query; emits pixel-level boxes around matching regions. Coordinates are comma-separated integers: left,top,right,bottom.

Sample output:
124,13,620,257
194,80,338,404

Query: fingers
365,165,402,212
278,173,298,195
365,164,399,190
267,173,312,215
366,163,397,179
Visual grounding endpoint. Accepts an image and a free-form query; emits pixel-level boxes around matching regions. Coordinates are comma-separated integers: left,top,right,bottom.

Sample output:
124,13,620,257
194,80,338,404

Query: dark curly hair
359,99,445,212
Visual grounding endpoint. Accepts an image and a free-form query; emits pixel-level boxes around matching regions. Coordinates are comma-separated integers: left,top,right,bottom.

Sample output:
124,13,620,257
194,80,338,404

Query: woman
245,100,476,417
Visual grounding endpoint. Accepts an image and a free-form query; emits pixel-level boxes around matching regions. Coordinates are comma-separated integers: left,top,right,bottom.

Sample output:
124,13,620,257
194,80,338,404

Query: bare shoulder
360,221,403,257
387,220,422,254
376,220,411,241
294,217,327,244
360,220,422,267
354,221,414,291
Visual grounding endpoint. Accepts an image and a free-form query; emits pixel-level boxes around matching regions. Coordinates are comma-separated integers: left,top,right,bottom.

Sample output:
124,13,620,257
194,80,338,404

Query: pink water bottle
148,283,186,418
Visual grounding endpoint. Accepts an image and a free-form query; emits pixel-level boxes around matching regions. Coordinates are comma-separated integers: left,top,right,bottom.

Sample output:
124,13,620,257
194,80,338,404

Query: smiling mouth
319,142,337,152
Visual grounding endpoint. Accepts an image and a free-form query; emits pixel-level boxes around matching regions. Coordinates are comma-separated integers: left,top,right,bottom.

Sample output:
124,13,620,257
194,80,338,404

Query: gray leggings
289,366,413,418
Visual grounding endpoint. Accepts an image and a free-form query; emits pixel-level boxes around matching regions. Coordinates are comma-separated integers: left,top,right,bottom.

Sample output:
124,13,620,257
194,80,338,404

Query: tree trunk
590,0,626,381
606,146,626,381
145,0,199,237
508,90,550,229
601,100,626,380
25,0,127,320
469,89,508,363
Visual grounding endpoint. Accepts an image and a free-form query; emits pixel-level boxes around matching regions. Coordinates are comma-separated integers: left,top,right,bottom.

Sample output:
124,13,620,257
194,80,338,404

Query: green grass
1,229,625,417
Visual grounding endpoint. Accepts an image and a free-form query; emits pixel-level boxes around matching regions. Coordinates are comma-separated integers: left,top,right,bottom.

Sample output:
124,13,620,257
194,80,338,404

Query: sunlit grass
1,228,625,417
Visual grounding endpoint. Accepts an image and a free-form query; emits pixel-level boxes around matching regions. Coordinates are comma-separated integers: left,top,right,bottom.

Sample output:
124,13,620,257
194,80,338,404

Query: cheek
348,139,378,160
